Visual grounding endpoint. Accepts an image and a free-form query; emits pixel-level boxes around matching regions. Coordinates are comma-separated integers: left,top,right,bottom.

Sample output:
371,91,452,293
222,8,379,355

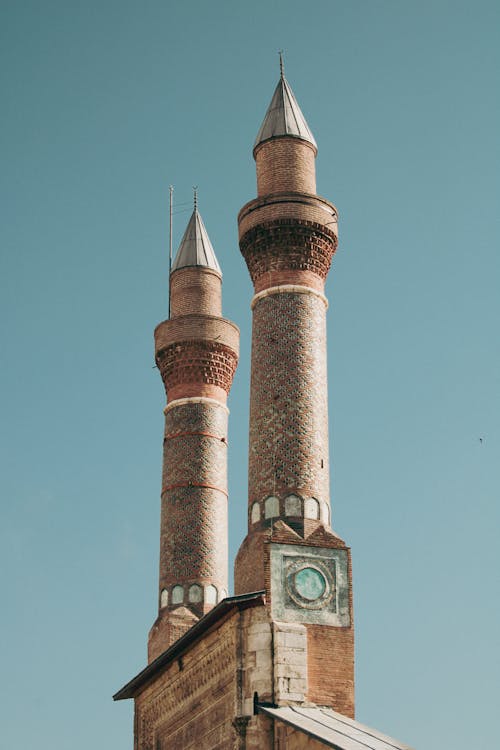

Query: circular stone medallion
285,560,334,610
294,567,326,600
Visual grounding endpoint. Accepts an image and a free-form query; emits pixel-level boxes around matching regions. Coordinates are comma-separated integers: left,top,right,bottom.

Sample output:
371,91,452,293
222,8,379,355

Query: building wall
136,604,278,750
137,614,239,749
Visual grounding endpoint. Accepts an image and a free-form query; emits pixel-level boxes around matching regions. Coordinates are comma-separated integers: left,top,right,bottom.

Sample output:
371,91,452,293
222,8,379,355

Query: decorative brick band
164,430,228,443
239,218,337,285
162,483,228,498
164,396,229,415
251,284,328,310
156,340,238,396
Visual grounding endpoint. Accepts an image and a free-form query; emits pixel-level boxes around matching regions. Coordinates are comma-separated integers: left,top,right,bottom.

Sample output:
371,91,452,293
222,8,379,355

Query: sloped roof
113,592,265,701
171,208,221,273
254,73,317,151
258,705,414,750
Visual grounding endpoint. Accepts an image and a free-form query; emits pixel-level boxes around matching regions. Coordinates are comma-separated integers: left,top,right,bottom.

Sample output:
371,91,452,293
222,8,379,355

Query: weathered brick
255,137,317,195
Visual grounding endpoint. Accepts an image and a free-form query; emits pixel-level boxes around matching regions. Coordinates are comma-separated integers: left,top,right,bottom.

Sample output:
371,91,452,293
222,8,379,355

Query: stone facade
129,597,323,750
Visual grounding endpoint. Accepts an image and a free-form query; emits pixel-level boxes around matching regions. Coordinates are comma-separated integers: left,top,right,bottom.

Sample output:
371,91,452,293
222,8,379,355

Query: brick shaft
236,136,338,541
247,289,330,524
235,132,354,715
170,267,222,318
255,138,317,195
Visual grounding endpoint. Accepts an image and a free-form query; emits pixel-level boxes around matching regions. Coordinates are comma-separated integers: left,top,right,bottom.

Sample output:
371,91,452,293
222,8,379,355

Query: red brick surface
170,266,222,318
234,123,355,722
240,219,337,288
157,339,238,399
151,261,239,655
247,290,330,513
238,193,338,239
255,138,317,195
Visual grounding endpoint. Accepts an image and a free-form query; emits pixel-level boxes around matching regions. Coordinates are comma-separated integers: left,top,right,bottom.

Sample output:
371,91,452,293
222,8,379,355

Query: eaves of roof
113,591,266,701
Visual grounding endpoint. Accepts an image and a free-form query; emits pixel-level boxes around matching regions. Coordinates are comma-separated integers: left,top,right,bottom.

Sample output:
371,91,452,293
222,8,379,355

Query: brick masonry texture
235,524,354,718
151,258,239,657
306,543,355,716
139,614,240,750
138,605,277,750
148,606,199,663
255,138,317,195
155,315,239,403
238,193,338,239
157,339,238,399
170,267,222,318
240,219,337,288
247,290,330,512
155,315,240,353
160,400,229,596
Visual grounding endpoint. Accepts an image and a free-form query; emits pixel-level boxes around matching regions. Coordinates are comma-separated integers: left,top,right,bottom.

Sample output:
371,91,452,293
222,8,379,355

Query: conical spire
254,63,317,151
171,204,221,274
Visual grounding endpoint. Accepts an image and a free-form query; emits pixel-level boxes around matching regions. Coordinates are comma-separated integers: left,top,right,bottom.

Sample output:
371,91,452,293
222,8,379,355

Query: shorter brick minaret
148,202,239,661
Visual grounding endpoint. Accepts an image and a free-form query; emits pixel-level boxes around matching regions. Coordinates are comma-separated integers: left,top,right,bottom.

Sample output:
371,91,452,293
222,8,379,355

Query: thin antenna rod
193,185,198,210
279,50,284,78
168,185,173,318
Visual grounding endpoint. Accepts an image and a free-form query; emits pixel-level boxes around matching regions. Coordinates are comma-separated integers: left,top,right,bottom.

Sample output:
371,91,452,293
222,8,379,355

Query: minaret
234,62,355,716
148,198,239,662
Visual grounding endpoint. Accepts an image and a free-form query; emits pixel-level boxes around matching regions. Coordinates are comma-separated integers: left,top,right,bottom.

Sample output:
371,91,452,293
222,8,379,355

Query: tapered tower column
234,67,354,717
148,207,239,662
235,70,338,556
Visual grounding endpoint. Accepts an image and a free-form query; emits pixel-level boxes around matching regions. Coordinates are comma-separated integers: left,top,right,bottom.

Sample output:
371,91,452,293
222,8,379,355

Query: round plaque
285,560,334,610
294,567,326,601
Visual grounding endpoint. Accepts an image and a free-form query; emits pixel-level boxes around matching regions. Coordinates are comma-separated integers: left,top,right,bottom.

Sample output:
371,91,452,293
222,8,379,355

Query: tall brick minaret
148,202,239,662
235,63,355,716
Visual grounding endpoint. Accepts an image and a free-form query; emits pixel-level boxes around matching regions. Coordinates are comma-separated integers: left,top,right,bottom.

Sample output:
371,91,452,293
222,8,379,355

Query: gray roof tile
258,705,414,750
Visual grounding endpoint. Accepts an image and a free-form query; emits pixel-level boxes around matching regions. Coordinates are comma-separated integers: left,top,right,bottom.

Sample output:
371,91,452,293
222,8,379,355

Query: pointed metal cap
171,208,222,274
254,66,317,152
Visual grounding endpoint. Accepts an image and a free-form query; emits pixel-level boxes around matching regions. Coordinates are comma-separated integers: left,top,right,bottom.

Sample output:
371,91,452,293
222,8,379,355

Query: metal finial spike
279,50,284,78
193,186,198,210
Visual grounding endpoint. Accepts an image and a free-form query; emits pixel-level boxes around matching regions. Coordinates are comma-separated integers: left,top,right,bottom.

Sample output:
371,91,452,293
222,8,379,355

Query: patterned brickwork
247,289,330,515
238,193,338,239
255,138,317,195
148,606,199,663
151,252,239,657
240,219,337,288
170,267,222,318
138,615,240,750
159,400,228,604
138,604,281,750
156,339,238,399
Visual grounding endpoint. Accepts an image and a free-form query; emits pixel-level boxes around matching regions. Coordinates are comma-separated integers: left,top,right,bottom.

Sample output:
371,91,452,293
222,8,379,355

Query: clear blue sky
1,1,498,748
